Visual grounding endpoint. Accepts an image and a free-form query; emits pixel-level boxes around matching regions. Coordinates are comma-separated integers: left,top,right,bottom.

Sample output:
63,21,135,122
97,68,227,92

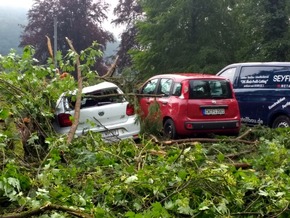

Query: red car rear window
189,80,232,99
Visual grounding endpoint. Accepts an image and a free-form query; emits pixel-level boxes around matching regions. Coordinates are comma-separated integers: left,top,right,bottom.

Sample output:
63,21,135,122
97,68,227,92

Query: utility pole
53,17,57,68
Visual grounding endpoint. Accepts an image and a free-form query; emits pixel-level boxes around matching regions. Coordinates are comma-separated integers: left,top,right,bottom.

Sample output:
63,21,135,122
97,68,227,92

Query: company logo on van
273,75,290,82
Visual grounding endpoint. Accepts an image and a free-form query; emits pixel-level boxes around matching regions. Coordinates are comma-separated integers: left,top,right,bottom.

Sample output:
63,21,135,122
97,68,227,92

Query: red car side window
142,79,158,94
157,79,173,95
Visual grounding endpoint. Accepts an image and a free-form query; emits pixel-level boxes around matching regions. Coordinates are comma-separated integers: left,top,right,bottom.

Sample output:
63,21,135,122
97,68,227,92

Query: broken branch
0,203,93,218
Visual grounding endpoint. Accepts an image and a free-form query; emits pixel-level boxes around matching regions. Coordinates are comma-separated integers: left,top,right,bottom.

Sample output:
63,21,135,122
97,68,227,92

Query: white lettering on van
256,75,269,79
240,79,268,84
273,75,290,82
243,84,264,88
241,117,263,124
282,102,290,109
268,97,286,110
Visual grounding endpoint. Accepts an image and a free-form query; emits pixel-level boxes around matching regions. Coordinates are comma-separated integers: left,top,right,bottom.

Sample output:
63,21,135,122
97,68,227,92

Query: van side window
239,66,290,88
219,67,236,84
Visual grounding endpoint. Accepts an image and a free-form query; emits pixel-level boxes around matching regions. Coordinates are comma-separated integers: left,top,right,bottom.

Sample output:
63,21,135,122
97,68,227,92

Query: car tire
163,119,177,139
272,115,290,128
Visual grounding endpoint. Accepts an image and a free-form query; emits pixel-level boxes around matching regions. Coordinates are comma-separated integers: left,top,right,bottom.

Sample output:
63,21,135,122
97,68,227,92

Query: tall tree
260,0,290,60
234,0,290,61
129,0,240,76
113,0,290,78
20,0,114,75
113,0,143,71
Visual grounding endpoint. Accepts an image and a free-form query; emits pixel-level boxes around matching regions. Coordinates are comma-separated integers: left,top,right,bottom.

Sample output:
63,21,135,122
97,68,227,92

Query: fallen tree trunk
0,203,93,218
154,138,257,146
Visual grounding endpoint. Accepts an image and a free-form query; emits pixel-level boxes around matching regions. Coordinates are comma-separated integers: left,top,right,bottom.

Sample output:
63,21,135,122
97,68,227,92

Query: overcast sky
0,0,118,9
0,0,123,38
0,0,32,8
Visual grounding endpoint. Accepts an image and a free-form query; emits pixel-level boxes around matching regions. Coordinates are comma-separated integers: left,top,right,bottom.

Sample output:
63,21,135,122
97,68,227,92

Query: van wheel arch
272,115,290,128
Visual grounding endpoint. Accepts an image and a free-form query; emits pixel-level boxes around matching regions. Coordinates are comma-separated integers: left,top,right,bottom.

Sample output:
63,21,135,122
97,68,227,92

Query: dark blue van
217,62,290,128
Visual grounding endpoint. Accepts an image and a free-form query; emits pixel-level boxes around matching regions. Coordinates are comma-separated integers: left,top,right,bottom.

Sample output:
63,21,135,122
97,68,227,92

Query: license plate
101,129,119,138
203,108,225,115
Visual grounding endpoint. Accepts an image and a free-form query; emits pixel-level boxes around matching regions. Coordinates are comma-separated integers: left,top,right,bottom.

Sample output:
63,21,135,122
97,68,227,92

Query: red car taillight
126,104,135,116
182,80,189,99
58,113,72,127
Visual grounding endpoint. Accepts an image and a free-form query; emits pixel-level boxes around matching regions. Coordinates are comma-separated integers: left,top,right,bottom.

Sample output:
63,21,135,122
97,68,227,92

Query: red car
138,73,241,139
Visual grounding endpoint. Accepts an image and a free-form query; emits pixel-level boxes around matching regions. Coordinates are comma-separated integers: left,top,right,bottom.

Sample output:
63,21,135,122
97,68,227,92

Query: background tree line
3,0,290,76
113,0,290,76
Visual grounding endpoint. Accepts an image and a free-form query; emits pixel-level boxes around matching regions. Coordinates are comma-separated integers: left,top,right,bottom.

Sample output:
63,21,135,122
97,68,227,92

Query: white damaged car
53,81,140,141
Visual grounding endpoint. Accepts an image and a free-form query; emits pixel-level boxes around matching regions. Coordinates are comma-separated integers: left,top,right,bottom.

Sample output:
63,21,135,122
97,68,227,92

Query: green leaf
0,108,10,120
7,177,20,192
258,190,269,196
125,175,138,184
199,206,209,211
216,199,229,215
217,153,225,162
125,211,136,217
164,201,174,210
178,169,187,180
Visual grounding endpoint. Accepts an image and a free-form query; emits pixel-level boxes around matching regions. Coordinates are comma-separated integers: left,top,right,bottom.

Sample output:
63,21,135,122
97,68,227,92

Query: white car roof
82,81,118,94
66,81,119,95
